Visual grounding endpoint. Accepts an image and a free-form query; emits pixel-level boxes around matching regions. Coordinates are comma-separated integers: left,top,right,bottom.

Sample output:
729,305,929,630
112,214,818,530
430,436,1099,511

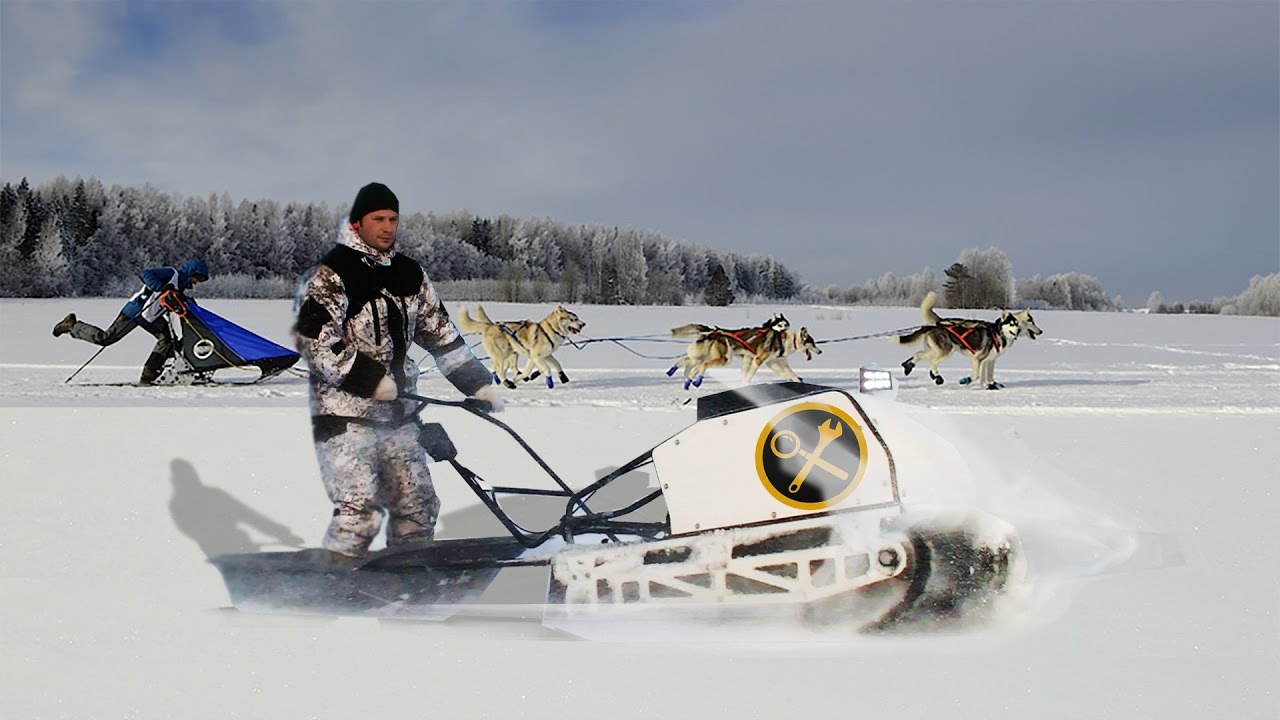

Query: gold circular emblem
755,401,867,510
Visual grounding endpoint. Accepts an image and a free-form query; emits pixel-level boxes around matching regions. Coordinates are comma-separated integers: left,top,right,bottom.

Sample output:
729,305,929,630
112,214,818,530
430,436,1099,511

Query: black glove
462,396,496,413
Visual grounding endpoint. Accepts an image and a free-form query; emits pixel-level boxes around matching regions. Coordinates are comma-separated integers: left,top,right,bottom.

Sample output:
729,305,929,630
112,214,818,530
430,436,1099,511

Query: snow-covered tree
766,258,800,299
79,188,134,295
560,263,581,303
0,181,29,296
1228,273,1280,317
1146,291,1164,313
1017,273,1114,311
681,246,710,296
519,217,563,280
284,202,334,277
30,212,70,296
730,254,761,297
611,231,647,304
946,247,1014,308
705,262,734,306
0,176,803,301
499,260,527,302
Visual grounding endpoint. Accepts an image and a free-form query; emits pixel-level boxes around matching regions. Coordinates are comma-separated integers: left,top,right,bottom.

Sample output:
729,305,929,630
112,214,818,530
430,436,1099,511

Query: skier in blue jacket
53,259,210,384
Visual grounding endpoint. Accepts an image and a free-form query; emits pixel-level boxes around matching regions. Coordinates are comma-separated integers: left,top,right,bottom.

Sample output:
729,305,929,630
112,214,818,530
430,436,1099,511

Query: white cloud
1,0,1276,300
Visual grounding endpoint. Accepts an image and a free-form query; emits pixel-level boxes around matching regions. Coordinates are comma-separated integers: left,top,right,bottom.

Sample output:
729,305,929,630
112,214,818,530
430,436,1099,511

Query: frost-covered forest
0,176,799,306
2,176,1275,315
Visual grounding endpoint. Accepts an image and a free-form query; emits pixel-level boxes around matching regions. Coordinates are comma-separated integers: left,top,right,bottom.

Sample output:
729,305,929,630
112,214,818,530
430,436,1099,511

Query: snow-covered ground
2,298,1277,719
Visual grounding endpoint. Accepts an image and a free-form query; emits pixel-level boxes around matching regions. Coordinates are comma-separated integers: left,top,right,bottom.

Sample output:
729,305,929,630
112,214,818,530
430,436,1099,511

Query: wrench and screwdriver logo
755,402,867,510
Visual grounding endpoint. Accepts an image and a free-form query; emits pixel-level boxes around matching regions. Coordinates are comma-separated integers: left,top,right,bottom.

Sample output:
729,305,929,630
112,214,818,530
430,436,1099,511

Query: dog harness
498,321,563,352
943,323,1001,354
712,327,774,352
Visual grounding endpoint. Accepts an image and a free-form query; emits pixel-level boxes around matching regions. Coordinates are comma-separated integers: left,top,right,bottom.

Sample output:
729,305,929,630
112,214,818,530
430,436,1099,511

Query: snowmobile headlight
858,367,896,396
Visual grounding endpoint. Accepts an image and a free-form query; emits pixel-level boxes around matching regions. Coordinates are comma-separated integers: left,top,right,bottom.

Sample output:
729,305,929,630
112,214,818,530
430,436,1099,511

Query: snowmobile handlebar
397,390,574,496
397,391,494,414
395,391,665,547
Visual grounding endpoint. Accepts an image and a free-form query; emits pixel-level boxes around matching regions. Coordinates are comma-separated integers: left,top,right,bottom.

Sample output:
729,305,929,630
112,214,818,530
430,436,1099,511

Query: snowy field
2,298,1278,719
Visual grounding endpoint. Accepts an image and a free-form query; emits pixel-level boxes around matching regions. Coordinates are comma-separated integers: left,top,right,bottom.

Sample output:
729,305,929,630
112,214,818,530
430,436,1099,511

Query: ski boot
52,313,77,337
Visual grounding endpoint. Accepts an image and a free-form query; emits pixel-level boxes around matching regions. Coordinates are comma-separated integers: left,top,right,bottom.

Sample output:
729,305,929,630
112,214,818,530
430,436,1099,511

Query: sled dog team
456,292,1042,391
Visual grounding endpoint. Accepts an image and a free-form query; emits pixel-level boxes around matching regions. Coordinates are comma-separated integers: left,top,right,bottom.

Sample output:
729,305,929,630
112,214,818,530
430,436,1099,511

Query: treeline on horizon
1,176,1276,316
0,176,800,306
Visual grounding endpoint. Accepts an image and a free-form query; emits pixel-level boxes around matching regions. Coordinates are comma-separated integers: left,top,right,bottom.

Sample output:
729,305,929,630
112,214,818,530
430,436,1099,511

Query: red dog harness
714,327,770,351
944,324,1000,354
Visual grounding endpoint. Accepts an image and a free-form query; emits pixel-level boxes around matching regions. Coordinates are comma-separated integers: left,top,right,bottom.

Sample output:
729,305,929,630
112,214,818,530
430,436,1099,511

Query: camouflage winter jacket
293,223,490,423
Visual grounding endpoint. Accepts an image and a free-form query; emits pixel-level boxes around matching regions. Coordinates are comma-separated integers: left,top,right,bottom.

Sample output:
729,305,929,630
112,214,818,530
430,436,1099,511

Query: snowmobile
210,369,1023,634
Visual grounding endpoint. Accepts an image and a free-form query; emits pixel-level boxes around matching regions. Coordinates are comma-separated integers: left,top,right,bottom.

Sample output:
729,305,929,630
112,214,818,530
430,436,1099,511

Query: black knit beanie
349,182,399,222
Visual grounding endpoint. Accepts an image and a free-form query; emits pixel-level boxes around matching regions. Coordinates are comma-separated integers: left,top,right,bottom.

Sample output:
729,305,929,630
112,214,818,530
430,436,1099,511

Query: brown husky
897,291,1043,390
667,314,819,389
456,304,586,388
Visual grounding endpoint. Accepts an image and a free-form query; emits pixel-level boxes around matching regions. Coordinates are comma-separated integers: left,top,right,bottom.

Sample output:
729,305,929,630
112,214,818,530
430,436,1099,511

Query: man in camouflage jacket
294,182,502,559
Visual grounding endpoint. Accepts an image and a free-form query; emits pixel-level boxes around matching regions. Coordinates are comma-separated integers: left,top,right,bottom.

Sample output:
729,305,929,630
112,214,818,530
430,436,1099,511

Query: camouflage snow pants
312,419,440,557
68,311,176,374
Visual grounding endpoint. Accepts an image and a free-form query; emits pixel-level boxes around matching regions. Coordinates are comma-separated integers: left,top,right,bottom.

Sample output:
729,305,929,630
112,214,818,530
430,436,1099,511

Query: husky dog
897,291,1043,390
740,326,823,384
456,304,586,388
668,314,818,389
669,313,790,343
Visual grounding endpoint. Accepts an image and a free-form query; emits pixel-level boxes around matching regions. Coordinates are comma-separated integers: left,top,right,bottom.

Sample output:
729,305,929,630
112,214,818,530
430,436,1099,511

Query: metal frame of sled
153,296,299,385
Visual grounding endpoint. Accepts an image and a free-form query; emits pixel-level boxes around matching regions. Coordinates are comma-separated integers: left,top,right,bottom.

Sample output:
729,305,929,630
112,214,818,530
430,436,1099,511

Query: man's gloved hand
373,375,398,401
464,384,504,413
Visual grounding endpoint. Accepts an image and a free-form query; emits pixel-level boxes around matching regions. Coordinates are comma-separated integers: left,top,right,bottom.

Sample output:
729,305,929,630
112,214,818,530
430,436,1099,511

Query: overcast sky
1,1,1276,303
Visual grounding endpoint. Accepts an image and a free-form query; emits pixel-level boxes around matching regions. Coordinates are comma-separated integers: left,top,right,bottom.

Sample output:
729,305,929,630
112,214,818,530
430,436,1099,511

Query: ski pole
65,346,108,384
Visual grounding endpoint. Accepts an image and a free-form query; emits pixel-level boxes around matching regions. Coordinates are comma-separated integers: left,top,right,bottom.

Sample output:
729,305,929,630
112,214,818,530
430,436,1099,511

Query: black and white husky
897,291,1043,390
668,314,820,390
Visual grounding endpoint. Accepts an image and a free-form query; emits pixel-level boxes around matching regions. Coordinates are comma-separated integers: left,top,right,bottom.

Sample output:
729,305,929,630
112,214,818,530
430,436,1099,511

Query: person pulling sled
52,259,210,385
